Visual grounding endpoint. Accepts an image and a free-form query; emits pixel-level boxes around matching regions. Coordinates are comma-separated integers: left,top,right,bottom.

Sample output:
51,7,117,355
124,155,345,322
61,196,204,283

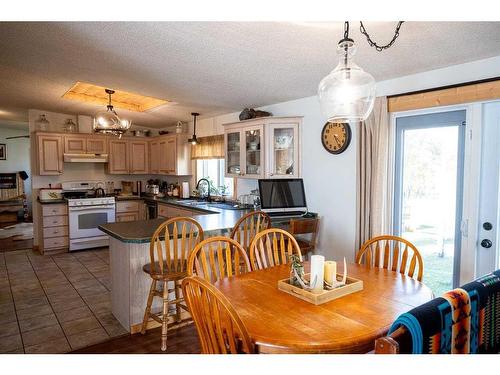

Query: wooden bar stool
289,218,319,259
141,217,204,351
229,211,271,251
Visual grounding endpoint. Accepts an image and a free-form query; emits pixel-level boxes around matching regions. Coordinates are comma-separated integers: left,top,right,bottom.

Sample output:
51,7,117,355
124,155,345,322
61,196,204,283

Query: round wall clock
321,122,351,154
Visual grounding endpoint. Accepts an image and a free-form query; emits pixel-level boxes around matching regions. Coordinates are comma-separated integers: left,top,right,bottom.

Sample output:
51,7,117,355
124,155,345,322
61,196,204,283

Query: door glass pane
273,128,294,175
226,132,240,175
396,114,464,296
78,212,108,229
245,129,261,175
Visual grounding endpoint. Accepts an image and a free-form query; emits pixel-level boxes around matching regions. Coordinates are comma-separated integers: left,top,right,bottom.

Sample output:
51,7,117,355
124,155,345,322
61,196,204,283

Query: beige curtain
191,135,224,160
356,96,394,250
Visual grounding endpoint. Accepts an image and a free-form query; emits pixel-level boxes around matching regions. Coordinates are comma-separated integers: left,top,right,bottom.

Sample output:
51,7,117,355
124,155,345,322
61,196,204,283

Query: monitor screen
258,179,307,209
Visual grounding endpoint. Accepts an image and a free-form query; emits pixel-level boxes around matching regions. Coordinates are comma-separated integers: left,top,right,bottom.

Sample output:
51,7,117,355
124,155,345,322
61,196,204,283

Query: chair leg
141,279,156,335
174,280,182,322
161,280,169,351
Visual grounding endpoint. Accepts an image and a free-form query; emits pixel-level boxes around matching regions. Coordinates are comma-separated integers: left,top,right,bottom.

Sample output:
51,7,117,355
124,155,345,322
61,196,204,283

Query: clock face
321,122,351,154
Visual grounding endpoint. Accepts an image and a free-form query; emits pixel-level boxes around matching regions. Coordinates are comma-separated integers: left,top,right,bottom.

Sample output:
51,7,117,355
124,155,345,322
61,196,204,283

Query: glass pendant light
93,89,132,137
188,112,200,145
318,23,375,123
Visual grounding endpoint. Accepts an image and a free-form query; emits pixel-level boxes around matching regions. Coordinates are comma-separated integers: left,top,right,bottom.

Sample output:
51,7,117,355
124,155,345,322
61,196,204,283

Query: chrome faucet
196,178,211,202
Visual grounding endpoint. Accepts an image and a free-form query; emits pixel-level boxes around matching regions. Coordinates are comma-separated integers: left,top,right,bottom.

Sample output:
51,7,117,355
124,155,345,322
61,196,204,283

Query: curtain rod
387,76,500,98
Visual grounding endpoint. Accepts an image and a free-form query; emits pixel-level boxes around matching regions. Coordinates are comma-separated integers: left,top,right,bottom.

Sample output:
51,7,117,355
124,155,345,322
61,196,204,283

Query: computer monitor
258,178,307,214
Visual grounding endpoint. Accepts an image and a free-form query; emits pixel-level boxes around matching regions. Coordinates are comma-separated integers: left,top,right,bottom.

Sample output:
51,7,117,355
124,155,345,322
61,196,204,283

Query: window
196,159,234,198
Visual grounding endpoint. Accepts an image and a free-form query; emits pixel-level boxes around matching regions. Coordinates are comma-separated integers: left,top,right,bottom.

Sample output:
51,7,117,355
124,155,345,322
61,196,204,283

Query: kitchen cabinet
156,134,191,176
64,134,108,154
108,138,149,175
115,200,145,222
38,202,68,255
223,116,301,179
36,133,64,175
129,140,149,174
108,139,129,174
149,140,160,174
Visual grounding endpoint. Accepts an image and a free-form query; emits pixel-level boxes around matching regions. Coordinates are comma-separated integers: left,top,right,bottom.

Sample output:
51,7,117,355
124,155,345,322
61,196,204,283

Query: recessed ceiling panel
62,81,170,112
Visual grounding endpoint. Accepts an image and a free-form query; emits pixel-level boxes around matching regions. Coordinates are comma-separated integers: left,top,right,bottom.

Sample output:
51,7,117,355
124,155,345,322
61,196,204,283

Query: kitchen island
99,202,317,333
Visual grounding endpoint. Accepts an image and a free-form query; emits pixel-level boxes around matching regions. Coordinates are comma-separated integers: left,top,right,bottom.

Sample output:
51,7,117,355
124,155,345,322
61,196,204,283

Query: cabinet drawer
116,200,140,213
157,204,169,218
42,204,68,217
115,212,139,222
43,226,68,238
43,215,68,227
44,236,69,249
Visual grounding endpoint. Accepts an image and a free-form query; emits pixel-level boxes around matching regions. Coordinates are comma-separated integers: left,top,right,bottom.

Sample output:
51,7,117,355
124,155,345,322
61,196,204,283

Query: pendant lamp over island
189,112,200,145
318,21,404,123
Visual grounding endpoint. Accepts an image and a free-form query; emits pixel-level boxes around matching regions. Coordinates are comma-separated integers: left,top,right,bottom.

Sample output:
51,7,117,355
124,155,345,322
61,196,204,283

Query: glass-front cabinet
268,122,299,178
225,130,241,177
223,117,301,179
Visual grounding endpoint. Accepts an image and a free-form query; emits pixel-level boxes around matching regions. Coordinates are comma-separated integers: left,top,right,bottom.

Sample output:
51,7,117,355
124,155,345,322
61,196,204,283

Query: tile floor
0,247,127,353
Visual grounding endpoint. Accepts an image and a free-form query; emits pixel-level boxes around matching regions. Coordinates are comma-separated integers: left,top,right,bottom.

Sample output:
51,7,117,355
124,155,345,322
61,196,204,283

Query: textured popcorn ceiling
0,22,500,127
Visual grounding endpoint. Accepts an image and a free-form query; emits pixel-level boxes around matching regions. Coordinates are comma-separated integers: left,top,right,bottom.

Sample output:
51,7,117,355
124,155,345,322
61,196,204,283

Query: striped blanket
388,269,500,354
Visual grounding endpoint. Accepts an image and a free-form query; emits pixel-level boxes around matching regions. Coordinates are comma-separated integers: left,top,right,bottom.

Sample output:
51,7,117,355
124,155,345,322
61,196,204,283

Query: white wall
189,54,500,264
0,126,32,214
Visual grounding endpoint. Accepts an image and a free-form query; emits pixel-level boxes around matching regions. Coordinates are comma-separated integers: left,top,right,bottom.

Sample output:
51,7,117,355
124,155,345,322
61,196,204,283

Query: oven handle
69,205,115,212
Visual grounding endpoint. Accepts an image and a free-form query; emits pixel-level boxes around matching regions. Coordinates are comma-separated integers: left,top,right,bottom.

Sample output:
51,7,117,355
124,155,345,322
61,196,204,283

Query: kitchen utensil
135,181,142,197
146,184,159,196
121,181,133,196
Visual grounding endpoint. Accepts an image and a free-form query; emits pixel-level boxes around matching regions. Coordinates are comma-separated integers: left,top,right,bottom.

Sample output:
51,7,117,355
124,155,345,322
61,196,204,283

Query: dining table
213,261,434,353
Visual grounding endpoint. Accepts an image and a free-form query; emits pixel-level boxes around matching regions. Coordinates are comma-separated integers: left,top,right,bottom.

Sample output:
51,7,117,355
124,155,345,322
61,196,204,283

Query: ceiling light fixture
93,89,132,137
188,112,200,145
318,21,404,123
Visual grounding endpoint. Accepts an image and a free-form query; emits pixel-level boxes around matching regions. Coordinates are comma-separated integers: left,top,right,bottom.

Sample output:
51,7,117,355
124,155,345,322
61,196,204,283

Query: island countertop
99,207,317,244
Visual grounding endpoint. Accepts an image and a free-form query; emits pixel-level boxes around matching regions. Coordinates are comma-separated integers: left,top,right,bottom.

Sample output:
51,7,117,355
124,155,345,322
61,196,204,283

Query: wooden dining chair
229,211,271,251
187,236,251,284
182,276,254,354
141,217,204,351
249,228,302,271
289,218,319,259
355,235,424,282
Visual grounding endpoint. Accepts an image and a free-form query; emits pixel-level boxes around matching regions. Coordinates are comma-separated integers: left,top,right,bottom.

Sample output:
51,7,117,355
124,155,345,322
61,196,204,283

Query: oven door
69,204,116,240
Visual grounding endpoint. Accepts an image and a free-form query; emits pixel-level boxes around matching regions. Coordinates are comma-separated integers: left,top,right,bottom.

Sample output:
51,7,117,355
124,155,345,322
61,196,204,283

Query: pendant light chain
359,21,404,52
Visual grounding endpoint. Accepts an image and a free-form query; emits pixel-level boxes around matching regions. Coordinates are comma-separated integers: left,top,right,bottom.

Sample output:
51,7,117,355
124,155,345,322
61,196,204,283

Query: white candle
324,261,337,285
310,255,325,294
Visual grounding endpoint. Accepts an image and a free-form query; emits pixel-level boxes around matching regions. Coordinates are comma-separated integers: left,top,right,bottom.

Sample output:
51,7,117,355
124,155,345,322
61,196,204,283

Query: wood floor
72,324,201,354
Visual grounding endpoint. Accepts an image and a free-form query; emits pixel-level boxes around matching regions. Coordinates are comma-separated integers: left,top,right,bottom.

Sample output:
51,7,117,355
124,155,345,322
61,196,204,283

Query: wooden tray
278,274,363,305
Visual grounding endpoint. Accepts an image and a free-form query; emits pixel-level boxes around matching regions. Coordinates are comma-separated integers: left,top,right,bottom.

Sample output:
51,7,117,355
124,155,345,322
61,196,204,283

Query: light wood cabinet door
129,140,149,174
37,134,63,175
108,139,129,174
165,136,177,175
158,139,169,174
86,137,107,154
149,140,159,174
157,203,193,218
267,121,300,178
64,135,86,153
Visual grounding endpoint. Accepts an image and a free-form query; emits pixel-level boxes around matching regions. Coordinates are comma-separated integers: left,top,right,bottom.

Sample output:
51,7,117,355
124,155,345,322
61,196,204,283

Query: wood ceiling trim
388,79,500,112
62,82,169,112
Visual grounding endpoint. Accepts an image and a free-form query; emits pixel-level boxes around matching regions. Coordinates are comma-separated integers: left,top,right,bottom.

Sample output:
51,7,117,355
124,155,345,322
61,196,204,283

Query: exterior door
476,102,500,275
394,110,466,296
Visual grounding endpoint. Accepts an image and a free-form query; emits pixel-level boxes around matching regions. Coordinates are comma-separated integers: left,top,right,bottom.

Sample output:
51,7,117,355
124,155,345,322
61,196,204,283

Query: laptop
258,178,307,218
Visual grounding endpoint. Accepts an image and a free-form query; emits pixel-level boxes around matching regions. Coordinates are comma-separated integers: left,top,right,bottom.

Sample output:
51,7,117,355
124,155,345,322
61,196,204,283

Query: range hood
63,153,109,163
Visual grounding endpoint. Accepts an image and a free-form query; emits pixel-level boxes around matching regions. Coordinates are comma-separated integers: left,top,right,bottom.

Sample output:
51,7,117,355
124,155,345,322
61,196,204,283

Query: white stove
63,182,116,251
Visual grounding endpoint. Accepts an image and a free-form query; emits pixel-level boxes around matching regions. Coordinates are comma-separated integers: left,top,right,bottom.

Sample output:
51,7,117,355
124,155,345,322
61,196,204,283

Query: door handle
480,239,492,248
